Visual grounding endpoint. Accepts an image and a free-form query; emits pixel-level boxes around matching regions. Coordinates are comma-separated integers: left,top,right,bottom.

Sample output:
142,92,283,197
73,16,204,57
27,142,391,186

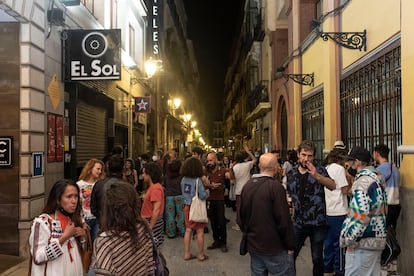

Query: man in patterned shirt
340,146,387,276
287,140,335,276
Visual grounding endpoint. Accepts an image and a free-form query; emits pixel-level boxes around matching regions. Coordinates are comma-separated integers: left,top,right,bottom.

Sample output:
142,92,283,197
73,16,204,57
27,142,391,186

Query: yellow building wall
302,39,324,94
400,0,414,189
342,0,400,68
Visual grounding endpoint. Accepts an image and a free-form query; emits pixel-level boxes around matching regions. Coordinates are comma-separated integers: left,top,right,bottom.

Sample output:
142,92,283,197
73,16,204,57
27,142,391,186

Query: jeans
207,200,227,245
293,225,326,276
250,251,295,276
324,215,346,275
345,248,381,276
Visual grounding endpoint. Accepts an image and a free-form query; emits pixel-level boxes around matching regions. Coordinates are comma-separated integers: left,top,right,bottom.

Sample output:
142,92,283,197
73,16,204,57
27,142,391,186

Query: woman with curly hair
29,179,86,275
180,157,210,261
77,159,104,242
93,182,154,275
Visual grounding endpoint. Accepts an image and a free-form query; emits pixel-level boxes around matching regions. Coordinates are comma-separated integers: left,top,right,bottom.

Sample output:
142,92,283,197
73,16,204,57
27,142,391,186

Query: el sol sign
63,29,121,81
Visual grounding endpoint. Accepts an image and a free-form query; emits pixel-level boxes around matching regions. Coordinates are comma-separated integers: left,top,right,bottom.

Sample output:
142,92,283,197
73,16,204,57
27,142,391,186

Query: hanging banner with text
63,29,121,81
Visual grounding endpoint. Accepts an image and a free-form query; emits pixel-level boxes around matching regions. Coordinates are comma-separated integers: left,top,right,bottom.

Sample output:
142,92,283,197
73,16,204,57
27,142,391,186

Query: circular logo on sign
81,32,108,58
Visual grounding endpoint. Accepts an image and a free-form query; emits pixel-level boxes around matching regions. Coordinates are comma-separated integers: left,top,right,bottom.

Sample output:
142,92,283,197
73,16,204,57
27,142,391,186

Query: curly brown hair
180,157,203,178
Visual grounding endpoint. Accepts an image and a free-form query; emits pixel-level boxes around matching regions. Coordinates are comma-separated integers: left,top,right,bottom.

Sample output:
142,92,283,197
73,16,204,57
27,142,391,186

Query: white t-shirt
325,163,349,216
233,161,254,195
77,179,96,219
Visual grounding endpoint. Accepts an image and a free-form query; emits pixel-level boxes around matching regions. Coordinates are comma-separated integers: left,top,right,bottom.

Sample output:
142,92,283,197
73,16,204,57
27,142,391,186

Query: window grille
302,91,324,164
340,46,402,166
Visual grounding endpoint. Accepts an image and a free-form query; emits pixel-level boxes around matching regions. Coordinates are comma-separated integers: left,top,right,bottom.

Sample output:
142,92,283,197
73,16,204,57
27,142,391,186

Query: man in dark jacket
239,153,295,276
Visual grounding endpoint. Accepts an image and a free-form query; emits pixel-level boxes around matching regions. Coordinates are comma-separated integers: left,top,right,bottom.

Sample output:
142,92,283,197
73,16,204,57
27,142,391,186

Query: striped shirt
93,223,154,275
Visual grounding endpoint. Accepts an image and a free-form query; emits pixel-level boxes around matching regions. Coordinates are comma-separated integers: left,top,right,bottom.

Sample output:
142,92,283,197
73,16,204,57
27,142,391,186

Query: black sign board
0,137,12,167
63,29,121,81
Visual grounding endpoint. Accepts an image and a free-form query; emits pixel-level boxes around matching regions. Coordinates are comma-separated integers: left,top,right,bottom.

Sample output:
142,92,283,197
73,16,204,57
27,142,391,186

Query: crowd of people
27,141,400,276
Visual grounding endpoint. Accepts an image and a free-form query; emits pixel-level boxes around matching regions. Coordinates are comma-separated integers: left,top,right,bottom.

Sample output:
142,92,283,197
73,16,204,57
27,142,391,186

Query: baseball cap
346,146,371,163
333,140,346,150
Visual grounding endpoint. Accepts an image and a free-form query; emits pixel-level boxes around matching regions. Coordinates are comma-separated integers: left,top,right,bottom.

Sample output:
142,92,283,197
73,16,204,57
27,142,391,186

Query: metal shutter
76,101,107,165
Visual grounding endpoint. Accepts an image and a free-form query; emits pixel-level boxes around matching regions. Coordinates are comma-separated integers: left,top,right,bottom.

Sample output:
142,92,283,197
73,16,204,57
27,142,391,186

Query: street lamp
128,58,163,156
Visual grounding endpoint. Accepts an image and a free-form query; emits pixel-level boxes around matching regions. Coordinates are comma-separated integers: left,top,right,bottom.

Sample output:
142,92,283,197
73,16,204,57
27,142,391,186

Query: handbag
189,178,208,223
381,226,401,266
79,227,93,273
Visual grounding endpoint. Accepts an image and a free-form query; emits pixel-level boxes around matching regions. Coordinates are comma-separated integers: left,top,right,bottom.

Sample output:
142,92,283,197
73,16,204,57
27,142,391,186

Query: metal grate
340,46,402,166
302,91,325,164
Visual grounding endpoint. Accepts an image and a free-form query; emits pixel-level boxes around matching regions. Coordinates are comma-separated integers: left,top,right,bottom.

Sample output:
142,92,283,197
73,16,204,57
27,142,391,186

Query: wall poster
48,113,64,162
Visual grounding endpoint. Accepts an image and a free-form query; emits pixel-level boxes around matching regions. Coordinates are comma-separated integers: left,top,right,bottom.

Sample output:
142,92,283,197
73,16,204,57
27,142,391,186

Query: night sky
184,1,243,131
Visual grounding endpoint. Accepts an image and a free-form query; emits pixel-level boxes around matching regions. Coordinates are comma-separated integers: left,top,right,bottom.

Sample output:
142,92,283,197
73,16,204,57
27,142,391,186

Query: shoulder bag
189,178,208,223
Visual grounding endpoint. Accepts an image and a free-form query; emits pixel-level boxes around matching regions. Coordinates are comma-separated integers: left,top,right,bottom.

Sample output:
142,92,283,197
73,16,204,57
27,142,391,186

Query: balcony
246,80,271,122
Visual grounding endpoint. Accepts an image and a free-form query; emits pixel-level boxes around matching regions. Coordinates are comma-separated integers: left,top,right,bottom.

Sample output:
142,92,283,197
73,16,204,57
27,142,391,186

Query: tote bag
189,178,208,223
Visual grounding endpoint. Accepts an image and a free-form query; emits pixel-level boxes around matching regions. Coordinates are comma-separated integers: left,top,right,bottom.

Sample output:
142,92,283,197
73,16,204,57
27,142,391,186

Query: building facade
224,0,414,273
0,0,199,256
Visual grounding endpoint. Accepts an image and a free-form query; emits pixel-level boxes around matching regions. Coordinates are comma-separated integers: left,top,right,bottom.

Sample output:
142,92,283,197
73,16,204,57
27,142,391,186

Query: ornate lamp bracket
320,29,366,51
286,73,314,86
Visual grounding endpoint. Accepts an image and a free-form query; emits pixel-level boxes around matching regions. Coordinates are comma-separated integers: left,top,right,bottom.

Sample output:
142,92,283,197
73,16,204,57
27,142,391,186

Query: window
340,46,402,165
302,91,324,164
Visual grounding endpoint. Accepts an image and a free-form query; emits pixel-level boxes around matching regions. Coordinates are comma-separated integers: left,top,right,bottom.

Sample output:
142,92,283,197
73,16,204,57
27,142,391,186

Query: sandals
184,254,196,261
198,255,209,262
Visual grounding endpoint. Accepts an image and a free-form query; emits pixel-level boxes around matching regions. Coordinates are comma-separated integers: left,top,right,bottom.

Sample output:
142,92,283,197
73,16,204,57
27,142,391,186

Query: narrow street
154,208,312,276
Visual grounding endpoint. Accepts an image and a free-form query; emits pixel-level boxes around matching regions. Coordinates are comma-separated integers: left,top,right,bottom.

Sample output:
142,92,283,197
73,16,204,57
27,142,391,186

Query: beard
206,163,216,171
299,161,308,169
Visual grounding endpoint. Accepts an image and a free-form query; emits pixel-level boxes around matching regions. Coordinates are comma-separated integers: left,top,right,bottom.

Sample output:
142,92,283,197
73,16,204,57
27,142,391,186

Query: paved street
1,207,313,276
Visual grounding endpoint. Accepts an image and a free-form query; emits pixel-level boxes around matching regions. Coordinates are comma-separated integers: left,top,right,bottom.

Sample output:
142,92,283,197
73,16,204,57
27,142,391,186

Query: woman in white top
77,158,104,242
231,144,256,230
324,148,349,276
29,179,86,275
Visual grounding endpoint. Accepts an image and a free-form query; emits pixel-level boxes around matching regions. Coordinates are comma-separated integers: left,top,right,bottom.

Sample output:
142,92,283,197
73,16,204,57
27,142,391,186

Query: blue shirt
376,162,400,205
181,176,210,205
287,165,330,228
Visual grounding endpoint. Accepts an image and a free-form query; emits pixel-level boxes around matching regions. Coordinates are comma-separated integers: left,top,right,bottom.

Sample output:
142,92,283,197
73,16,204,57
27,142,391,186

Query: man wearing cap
340,146,387,276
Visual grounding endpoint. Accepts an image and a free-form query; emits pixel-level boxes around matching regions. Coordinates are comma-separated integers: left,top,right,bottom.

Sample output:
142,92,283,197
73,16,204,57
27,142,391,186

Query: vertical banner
48,113,64,162
149,0,163,58
56,115,64,162
48,114,56,162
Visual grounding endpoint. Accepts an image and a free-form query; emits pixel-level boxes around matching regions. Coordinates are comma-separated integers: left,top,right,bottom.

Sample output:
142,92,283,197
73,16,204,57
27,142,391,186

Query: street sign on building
33,152,43,177
0,137,12,167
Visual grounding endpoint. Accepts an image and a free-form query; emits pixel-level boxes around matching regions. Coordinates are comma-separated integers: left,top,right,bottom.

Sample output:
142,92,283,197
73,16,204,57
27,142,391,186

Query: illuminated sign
150,0,163,57
63,29,121,81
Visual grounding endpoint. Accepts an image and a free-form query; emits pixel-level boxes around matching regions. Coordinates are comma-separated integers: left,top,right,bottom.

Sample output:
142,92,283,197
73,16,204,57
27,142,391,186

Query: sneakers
232,225,240,231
